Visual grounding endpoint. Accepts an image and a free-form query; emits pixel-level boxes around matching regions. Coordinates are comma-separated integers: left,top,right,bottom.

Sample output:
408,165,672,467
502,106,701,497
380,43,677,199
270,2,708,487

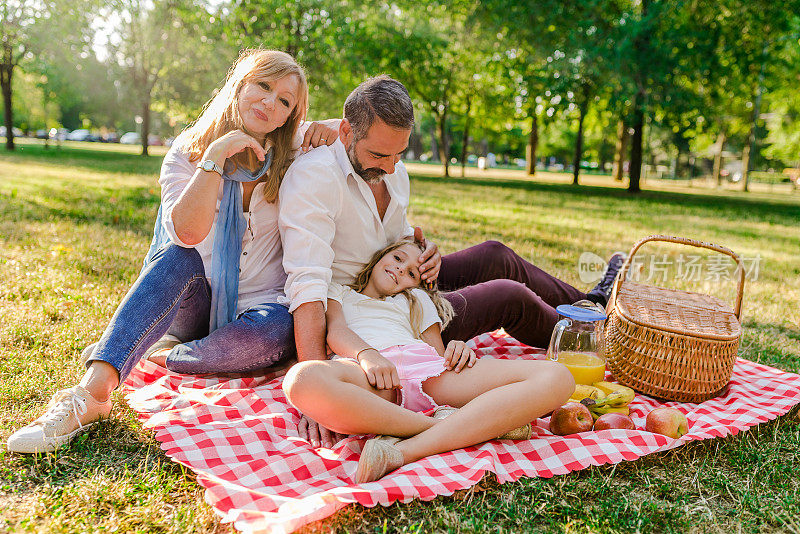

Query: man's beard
347,142,386,184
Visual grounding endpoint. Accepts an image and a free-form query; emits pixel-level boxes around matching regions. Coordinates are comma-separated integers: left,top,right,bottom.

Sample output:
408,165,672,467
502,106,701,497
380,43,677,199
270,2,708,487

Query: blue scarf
145,150,274,331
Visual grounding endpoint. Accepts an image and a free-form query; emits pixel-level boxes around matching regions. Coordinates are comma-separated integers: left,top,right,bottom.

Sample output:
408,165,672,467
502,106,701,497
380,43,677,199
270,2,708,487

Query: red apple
645,407,689,438
593,412,636,431
550,402,594,435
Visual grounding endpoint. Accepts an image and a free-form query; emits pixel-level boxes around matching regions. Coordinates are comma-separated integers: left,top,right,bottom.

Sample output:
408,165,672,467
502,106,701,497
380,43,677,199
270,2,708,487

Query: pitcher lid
556,304,607,322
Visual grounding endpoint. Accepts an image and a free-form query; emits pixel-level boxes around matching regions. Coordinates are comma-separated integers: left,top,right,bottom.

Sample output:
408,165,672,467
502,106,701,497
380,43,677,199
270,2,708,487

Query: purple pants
439,241,586,348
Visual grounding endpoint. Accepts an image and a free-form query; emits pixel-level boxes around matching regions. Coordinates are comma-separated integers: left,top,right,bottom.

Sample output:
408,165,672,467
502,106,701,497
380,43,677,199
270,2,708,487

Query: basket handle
611,235,745,319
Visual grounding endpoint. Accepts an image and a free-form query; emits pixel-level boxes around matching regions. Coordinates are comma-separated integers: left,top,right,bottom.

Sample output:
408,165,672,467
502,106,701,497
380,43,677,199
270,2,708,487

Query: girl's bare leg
394,359,574,464
282,360,437,438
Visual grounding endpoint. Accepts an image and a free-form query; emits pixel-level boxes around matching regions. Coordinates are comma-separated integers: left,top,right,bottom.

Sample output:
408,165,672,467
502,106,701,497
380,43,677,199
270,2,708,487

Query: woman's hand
301,119,341,152
358,348,402,390
444,341,476,372
204,129,267,164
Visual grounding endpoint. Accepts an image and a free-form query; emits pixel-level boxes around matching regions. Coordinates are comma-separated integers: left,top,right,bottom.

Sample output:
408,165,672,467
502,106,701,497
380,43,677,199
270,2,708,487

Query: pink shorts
335,342,447,412
380,343,448,412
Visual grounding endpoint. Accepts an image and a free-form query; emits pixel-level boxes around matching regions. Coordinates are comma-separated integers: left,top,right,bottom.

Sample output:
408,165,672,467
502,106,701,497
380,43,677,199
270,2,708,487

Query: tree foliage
6,0,800,194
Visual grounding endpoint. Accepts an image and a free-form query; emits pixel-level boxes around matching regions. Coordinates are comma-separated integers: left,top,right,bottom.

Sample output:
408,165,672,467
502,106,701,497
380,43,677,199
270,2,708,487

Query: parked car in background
67,129,92,141
101,132,119,143
49,128,69,140
35,129,50,139
147,134,163,146
0,126,24,137
119,132,141,144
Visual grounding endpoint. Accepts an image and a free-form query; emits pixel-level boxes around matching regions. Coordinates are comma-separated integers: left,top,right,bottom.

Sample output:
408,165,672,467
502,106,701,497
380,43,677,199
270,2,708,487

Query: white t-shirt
328,282,442,350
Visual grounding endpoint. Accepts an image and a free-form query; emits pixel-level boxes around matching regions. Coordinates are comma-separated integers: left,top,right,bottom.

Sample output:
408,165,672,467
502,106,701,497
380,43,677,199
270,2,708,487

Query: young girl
282,240,575,483
7,49,339,454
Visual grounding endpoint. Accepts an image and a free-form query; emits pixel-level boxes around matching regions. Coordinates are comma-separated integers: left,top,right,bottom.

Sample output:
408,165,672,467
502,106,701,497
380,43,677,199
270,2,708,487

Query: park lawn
0,142,798,533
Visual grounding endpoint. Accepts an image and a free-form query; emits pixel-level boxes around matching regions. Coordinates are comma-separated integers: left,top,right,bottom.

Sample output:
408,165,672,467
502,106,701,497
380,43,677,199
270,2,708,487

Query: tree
477,0,565,177
1,0,94,149
226,0,359,120
102,0,228,155
349,2,469,177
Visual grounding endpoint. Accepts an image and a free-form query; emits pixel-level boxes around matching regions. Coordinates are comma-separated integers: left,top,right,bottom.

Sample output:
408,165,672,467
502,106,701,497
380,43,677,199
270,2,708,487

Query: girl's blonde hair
180,49,309,202
349,240,454,337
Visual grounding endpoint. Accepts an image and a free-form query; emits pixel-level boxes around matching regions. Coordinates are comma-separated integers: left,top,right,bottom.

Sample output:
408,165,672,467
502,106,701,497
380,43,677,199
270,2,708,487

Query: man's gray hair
343,75,415,141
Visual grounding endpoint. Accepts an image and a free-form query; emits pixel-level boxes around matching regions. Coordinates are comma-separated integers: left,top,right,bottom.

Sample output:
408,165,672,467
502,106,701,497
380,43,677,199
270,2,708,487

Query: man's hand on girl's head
413,226,441,286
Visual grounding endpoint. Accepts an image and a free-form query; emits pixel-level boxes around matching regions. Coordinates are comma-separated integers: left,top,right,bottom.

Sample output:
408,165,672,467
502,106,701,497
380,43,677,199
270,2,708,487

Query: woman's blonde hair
349,239,454,337
180,49,309,202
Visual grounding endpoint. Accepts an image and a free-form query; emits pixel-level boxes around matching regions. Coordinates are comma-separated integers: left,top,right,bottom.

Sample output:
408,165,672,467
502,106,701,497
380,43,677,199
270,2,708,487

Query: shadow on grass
0,418,169,491
744,319,800,342
1,143,164,176
740,319,800,373
0,184,158,237
411,174,800,227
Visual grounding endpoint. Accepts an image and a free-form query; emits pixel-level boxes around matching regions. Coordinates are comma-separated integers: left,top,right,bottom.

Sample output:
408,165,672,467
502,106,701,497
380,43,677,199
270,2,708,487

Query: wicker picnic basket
604,235,745,403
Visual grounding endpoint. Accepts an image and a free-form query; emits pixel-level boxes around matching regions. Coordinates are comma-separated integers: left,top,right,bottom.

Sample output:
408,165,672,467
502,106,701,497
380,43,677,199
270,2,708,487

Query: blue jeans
85,243,295,382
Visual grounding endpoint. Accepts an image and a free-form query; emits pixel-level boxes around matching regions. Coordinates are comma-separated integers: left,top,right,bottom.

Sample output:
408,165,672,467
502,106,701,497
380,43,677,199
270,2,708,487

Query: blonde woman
8,49,338,454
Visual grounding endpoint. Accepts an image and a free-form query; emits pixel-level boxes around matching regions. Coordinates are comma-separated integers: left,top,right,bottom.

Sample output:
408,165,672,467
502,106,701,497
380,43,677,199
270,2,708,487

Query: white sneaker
6,386,112,453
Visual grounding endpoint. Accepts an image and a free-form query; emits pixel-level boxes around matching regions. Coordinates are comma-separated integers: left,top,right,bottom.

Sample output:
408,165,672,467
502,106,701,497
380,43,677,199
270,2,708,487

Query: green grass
1,142,799,533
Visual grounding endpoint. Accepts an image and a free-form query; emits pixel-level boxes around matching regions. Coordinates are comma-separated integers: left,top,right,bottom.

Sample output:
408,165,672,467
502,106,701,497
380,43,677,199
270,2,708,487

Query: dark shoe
586,253,626,306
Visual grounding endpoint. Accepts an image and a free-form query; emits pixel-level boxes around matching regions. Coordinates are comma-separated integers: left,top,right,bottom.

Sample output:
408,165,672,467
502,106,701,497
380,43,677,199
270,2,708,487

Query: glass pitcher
547,300,608,385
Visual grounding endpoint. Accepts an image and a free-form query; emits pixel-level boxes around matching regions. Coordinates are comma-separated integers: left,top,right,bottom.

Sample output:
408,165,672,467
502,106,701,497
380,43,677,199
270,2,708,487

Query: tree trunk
1,63,14,151
572,101,588,185
460,96,472,178
409,127,423,160
741,143,751,192
526,112,538,176
628,92,644,193
742,111,758,192
612,118,628,181
460,94,472,177
712,130,726,186
141,96,151,157
628,0,649,193
743,74,764,193
438,111,449,177
430,126,438,161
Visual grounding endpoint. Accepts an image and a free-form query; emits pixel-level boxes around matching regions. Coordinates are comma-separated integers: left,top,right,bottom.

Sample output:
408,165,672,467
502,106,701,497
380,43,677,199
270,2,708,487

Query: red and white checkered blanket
122,332,800,534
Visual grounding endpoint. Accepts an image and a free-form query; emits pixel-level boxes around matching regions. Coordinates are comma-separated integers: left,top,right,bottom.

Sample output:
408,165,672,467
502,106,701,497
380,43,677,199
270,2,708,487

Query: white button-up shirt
278,139,414,312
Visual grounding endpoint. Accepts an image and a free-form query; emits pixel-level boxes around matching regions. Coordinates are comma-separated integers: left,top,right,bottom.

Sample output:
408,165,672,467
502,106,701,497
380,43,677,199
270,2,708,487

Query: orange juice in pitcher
548,302,608,385
555,351,607,385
